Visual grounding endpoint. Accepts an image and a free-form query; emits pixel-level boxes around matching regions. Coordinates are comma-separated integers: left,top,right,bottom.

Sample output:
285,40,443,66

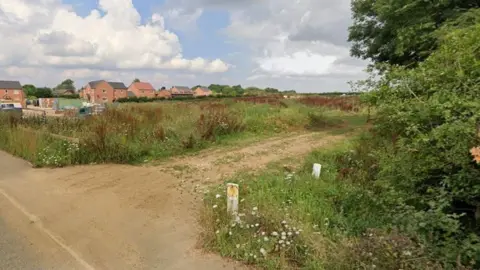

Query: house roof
131,82,155,91
0,80,22,89
53,89,75,95
88,80,127,90
196,87,211,92
172,86,193,94
109,82,128,89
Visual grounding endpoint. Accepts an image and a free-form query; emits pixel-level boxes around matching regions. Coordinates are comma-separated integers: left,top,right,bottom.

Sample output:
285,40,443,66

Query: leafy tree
133,78,140,83
192,85,202,90
357,14,480,266
160,86,166,90
55,79,75,91
348,0,480,66
35,87,53,98
22,84,36,97
265,87,279,93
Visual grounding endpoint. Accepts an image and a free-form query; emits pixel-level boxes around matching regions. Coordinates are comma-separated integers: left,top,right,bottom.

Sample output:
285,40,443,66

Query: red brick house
83,80,128,103
156,89,172,99
193,86,212,97
170,86,194,98
0,80,26,107
128,82,156,98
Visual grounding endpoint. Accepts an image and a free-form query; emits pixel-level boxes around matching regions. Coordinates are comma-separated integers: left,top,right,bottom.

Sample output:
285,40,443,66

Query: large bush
355,17,480,267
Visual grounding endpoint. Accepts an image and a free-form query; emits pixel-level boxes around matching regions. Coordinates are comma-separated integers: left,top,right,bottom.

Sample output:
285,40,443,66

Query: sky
0,0,369,92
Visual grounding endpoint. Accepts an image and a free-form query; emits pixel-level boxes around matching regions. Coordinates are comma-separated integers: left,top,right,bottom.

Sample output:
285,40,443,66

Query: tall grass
0,101,364,167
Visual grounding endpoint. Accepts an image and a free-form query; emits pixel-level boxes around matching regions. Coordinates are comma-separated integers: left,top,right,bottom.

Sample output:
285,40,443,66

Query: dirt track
0,132,345,269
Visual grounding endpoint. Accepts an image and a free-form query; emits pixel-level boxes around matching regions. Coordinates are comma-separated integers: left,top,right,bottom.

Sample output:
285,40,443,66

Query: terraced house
170,86,194,98
83,80,128,103
0,80,26,107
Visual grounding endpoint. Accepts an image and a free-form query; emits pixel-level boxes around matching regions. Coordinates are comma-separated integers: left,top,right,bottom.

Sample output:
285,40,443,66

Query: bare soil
0,132,345,269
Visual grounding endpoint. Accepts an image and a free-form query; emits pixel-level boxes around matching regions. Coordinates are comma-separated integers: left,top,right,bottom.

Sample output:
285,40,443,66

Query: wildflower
287,232,292,236
286,241,290,245
253,255,257,259
402,251,412,256
271,232,279,236
252,207,258,211
216,219,220,223
240,199,245,202
229,231,232,236
279,240,284,244
236,244,240,249
255,223,259,227
295,231,300,235
251,211,256,215
231,223,236,227
215,194,221,199
213,205,218,209
260,248,267,256
281,220,287,225
246,224,250,229
281,236,286,240
216,230,220,234
261,232,265,236
264,237,269,242
281,232,286,236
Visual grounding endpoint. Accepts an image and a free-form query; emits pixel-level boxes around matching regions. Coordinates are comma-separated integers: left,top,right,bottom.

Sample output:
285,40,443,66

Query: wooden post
226,183,239,220
312,163,321,179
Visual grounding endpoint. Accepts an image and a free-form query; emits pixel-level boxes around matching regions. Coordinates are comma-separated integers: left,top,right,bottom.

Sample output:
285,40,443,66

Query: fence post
226,183,239,221
312,163,322,179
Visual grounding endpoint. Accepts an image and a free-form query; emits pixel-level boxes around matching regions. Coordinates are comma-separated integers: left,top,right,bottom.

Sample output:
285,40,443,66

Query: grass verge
200,137,444,269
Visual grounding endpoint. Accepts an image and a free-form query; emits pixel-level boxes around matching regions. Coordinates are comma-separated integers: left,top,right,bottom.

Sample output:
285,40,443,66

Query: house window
102,89,106,93
102,98,108,102
142,90,145,94
5,90,7,93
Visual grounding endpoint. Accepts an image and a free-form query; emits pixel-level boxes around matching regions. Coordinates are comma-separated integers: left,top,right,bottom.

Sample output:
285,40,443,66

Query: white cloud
256,51,336,76
0,0,228,74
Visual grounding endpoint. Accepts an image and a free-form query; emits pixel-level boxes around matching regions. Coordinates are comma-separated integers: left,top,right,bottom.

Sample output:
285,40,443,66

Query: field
0,96,363,167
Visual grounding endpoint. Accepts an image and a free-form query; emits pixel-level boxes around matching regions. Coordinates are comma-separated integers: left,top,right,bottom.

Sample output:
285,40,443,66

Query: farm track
0,131,347,269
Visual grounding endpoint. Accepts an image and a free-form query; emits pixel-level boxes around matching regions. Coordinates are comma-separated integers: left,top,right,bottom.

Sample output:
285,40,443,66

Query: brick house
193,86,212,97
170,86,194,98
128,82,156,98
0,80,26,107
83,80,128,103
156,89,172,99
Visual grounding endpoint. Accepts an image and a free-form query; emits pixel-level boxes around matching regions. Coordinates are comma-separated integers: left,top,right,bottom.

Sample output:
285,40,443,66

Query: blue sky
0,0,368,92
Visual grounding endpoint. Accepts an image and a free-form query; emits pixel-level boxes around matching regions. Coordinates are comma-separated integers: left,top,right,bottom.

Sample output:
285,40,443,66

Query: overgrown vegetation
201,7,480,270
0,100,360,167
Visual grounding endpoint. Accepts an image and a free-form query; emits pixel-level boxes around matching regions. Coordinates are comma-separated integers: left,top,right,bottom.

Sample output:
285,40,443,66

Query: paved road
0,152,82,269
0,215,42,270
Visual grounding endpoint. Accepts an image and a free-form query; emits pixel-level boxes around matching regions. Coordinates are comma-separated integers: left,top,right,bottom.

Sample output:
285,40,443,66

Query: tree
55,79,75,91
133,78,140,83
35,87,53,98
348,0,480,67
357,15,480,266
22,84,36,97
160,86,166,90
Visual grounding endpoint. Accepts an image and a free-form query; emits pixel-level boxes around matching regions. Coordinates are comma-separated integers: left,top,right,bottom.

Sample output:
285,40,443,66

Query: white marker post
312,163,322,179
226,183,239,221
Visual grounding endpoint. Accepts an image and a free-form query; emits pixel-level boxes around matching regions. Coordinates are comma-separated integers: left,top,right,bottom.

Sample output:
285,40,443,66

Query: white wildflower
279,240,284,244
281,232,286,236
213,205,218,209
216,230,220,234
264,237,269,242
287,232,292,236
261,232,265,236
236,244,240,249
215,194,221,199
281,236,286,240
260,248,267,256
255,223,259,227
286,241,290,245
252,207,258,211
402,251,412,256
271,232,279,236
229,231,232,236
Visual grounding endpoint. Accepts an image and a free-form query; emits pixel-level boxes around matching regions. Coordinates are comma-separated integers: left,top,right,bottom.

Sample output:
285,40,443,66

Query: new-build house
128,82,156,98
170,86,194,98
193,86,213,97
157,89,172,99
0,80,26,107
83,80,128,103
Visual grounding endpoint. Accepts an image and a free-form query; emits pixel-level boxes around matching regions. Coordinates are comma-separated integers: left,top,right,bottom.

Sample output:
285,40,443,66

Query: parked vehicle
0,103,23,118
